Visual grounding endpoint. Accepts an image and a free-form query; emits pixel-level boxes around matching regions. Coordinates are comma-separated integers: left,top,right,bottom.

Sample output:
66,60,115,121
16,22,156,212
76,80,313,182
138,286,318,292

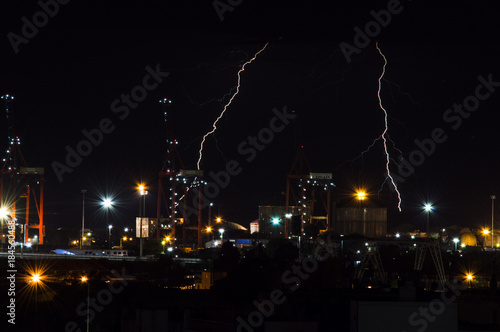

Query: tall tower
0,95,44,245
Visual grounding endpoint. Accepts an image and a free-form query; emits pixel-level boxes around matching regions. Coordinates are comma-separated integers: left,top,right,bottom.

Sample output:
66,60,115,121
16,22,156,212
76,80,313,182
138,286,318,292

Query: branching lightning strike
196,43,269,170
376,42,402,211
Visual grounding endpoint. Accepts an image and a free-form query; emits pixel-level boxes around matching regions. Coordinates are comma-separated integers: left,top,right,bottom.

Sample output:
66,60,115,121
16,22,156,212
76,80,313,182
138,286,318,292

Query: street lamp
219,228,224,242
101,197,114,209
209,203,213,226
0,206,9,219
81,189,87,249
491,195,496,249
108,225,113,249
101,197,114,248
81,275,90,332
138,184,148,257
424,203,433,236
356,191,367,201
453,238,459,252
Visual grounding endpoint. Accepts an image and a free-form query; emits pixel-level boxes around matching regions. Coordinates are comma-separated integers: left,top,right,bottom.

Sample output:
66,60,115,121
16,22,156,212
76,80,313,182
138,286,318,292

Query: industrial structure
155,98,205,248
0,94,44,244
285,147,335,237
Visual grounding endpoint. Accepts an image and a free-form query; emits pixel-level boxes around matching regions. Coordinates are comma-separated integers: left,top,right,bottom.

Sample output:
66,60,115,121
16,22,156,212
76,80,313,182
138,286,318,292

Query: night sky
1,0,500,236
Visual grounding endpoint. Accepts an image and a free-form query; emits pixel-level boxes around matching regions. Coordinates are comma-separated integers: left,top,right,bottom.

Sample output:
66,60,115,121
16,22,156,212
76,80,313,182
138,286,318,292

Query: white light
102,198,114,208
424,204,433,212
0,207,9,219
453,238,459,243
395,233,400,238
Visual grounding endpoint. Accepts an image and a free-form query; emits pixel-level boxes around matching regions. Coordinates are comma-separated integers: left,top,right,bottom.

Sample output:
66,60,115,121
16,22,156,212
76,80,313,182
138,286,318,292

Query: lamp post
81,276,90,332
81,189,87,249
453,238,459,252
219,228,224,242
138,184,148,257
101,198,114,248
108,225,113,249
491,195,496,249
424,204,433,236
209,203,213,227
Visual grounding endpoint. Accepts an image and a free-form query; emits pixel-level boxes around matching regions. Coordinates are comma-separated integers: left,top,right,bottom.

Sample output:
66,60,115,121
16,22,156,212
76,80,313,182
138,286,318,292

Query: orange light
356,191,367,200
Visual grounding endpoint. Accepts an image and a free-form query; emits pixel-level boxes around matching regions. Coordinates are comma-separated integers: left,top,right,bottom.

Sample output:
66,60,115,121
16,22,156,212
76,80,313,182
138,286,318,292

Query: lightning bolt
196,42,269,170
376,42,402,211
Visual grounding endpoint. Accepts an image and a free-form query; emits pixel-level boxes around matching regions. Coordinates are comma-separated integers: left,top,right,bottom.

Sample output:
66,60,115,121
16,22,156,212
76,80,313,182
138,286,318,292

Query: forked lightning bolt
196,43,269,170
376,42,402,211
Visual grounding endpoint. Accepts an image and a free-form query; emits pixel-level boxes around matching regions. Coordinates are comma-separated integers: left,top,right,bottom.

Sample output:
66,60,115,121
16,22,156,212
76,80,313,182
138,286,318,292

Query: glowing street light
81,275,90,332
272,218,280,225
31,273,41,283
137,183,148,257
101,197,114,209
138,184,146,194
453,238,459,251
0,207,10,219
219,228,224,241
465,272,474,288
81,189,87,250
424,203,434,235
356,191,367,201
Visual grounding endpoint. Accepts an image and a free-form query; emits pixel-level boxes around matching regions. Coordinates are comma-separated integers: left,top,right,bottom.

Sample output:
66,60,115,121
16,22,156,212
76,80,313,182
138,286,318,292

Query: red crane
0,94,44,245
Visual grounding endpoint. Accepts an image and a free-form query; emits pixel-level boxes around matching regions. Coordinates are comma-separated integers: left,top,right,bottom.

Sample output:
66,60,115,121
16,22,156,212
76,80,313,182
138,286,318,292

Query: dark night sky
1,0,500,236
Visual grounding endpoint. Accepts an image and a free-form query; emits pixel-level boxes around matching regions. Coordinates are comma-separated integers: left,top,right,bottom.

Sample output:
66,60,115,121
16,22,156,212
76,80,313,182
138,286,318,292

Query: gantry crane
285,146,335,237
0,94,44,245
156,98,205,247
